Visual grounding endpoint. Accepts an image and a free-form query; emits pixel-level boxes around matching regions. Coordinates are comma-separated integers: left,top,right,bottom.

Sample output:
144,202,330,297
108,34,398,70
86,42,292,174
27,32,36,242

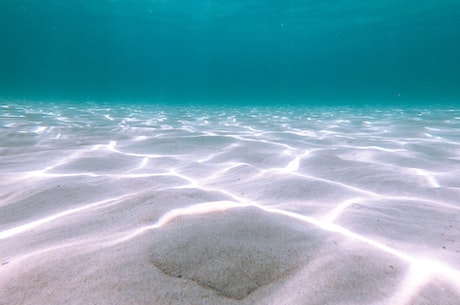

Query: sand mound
149,207,324,300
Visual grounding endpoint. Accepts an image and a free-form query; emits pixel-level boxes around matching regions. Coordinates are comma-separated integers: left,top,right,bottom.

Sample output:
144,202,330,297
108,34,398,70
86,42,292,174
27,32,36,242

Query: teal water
1,1,459,105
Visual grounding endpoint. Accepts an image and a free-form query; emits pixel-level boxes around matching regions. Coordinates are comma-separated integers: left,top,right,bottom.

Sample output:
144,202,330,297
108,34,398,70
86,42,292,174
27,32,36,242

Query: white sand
1,102,460,304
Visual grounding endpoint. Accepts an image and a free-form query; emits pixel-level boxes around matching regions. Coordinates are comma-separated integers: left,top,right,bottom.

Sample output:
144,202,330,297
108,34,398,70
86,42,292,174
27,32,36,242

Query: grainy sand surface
1,102,460,304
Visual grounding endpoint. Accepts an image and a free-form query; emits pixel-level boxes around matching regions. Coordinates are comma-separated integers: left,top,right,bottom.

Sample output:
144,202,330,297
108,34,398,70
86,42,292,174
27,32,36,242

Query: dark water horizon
1,0,459,106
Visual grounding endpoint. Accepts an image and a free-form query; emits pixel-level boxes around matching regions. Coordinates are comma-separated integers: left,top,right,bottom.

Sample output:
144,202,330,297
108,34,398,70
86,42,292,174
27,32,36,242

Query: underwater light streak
3,239,92,266
152,200,249,229
0,193,135,240
107,201,251,245
381,264,431,305
413,168,440,188
322,197,365,223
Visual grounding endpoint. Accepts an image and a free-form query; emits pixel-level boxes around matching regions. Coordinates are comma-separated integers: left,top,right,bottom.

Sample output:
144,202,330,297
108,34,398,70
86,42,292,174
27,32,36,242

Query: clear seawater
0,0,459,106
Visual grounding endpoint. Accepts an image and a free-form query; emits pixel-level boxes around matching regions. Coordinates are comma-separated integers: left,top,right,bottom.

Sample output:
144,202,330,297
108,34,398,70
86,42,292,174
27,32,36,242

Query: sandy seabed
1,102,460,305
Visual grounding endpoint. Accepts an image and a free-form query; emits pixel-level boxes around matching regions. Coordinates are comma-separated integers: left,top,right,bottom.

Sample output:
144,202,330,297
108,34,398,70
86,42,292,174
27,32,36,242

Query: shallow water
1,102,460,304
1,1,460,103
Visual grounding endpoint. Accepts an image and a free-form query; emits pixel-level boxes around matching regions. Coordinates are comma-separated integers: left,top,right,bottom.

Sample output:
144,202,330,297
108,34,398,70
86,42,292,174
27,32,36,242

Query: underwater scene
1,1,460,304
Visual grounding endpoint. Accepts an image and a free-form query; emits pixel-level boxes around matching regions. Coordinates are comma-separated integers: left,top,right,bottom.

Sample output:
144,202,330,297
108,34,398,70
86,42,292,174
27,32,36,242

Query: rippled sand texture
1,102,460,305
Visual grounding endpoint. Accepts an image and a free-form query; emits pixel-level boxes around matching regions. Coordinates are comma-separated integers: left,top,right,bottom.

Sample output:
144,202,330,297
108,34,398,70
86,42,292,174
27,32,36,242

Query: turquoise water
1,1,459,105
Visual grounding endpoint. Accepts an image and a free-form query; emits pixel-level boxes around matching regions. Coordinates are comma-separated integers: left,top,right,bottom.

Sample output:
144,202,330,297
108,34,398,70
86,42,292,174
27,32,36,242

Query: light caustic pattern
1,102,460,304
